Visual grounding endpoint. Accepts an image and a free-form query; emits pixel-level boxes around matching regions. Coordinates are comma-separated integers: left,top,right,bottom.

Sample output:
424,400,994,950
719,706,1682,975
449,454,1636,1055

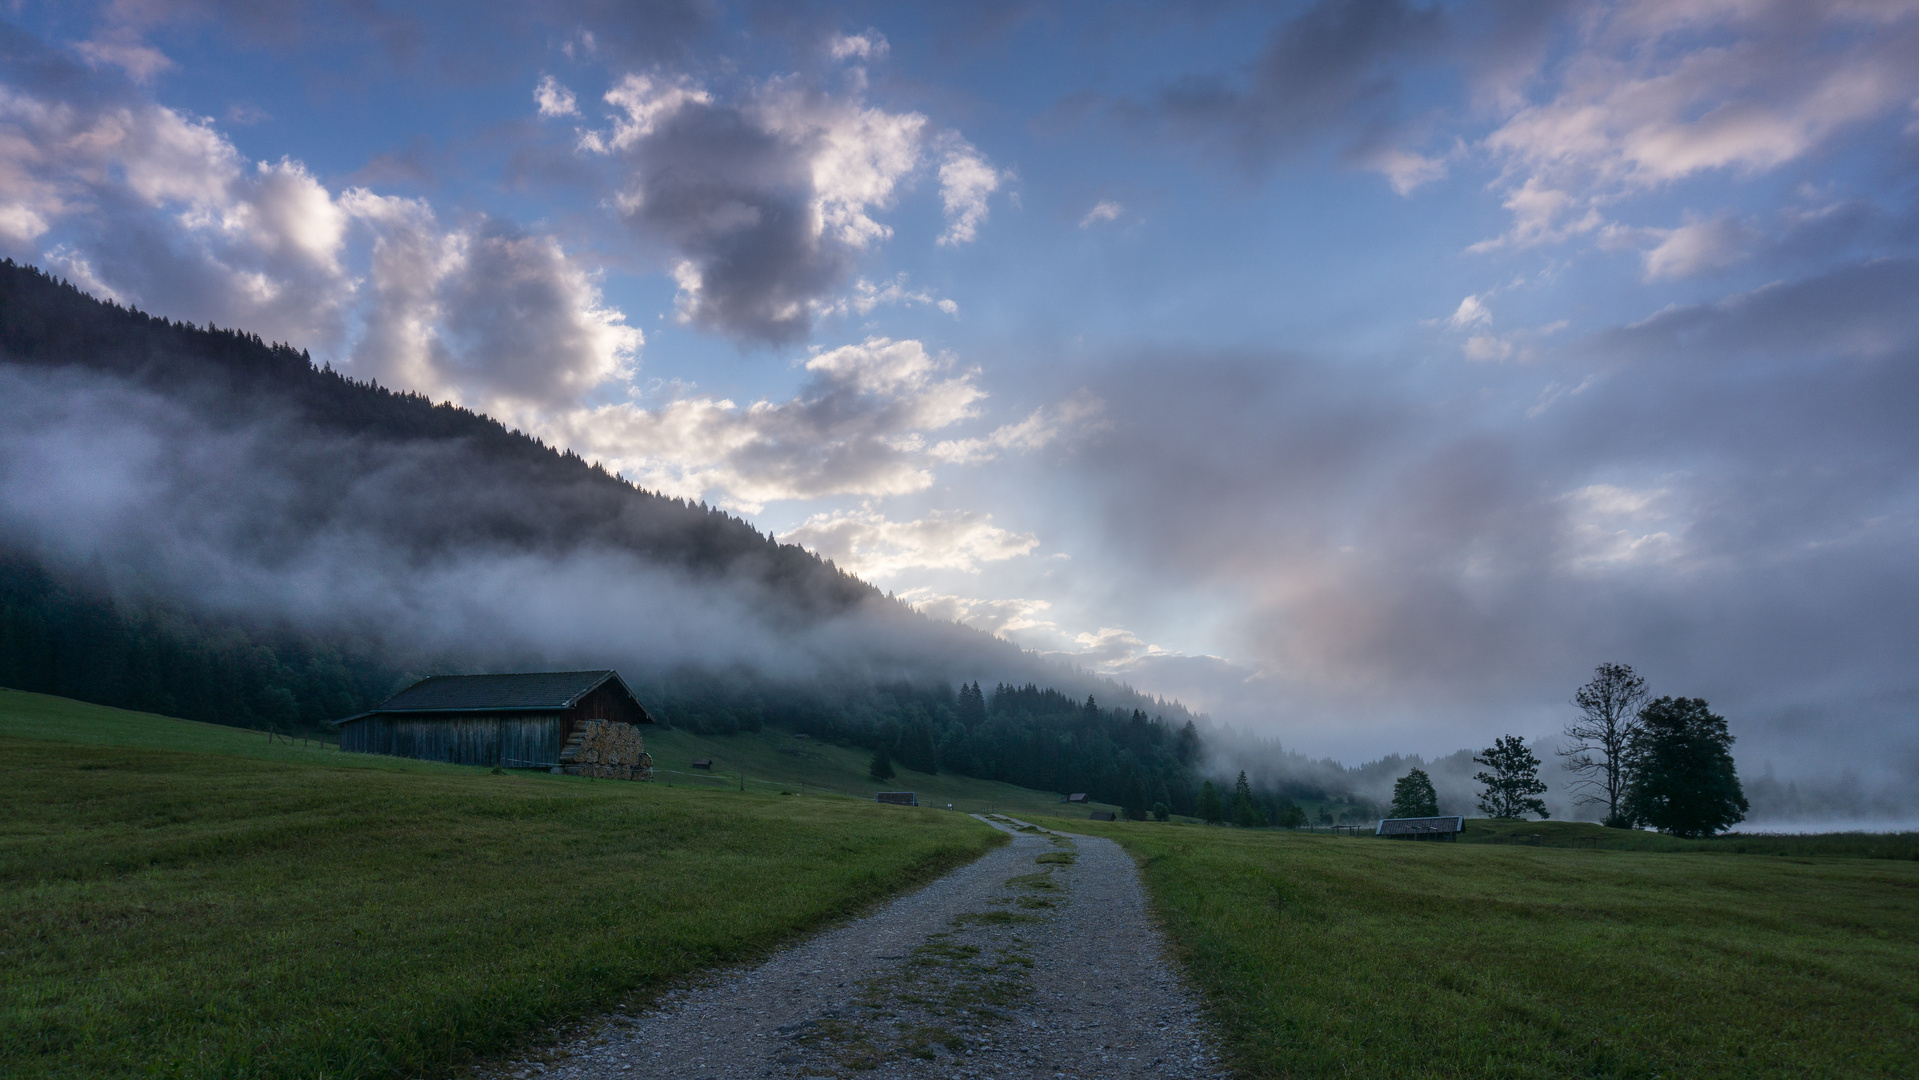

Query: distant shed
1088,810,1116,821
1376,815,1465,841
336,670,652,769
876,792,919,806
1060,793,1088,804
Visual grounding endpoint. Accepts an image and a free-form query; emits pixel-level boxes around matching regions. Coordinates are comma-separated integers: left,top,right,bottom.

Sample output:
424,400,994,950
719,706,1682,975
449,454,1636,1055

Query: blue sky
3,1,1916,783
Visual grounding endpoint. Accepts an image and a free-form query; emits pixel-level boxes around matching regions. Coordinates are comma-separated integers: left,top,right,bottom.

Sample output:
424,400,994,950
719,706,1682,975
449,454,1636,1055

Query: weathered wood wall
340,712,566,767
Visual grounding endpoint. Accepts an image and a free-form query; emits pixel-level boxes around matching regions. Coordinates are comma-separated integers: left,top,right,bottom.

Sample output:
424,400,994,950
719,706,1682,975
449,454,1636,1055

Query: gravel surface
486,815,1225,1080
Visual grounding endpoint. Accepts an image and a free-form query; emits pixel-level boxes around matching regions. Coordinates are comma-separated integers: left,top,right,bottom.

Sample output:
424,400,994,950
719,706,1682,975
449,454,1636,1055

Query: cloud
1632,214,1760,280
896,589,1059,639
345,192,641,414
0,32,639,420
1475,3,1919,250
534,74,579,118
779,509,1038,577
542,337,983,510
0,49,356,348
828,31,890,62
72,37,176,83
929,390,1102,465
1119,0,1451,177
1078,200,1123,228
584,69,989,343
1445,294,1492,329
819,273,959,318
934,132,1002,246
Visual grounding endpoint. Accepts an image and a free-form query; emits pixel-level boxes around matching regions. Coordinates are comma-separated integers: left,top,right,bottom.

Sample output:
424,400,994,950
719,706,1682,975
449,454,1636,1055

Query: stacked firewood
559,720,654,781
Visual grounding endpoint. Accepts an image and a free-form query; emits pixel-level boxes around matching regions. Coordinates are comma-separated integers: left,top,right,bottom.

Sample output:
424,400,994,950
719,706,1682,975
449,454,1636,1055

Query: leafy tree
1151,801,1171,822
1231,770,1264,827
1389,768,1439,818
1272,799,1307,828
1622,697,1748,838
868,743,895,781
1561,662,1649,827
1316,806,1333,826
1475,735,1551,819
1197,780,1223,824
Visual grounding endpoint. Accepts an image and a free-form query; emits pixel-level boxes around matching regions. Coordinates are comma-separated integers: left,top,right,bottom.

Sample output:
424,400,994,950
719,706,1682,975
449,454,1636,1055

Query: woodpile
558,720,654,781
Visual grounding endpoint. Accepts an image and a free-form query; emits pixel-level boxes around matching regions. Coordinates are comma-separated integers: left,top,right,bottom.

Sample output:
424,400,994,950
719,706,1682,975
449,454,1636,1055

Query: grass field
1071,818,1919,1079
638,723,1125,821
0,689,1005,1080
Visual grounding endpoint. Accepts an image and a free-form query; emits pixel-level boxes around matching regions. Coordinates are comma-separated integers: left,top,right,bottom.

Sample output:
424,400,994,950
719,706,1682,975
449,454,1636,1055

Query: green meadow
640,722,1126,820
1073,818,1919,1079
0,689,1004,1080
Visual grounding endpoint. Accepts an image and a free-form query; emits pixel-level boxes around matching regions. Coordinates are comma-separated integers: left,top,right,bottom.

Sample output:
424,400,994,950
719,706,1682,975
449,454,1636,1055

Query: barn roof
370,671,636,714
1376,815,1465,836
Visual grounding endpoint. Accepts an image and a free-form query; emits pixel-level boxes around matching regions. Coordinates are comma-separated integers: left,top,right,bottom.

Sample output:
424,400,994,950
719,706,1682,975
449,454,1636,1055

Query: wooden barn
336,670,653,770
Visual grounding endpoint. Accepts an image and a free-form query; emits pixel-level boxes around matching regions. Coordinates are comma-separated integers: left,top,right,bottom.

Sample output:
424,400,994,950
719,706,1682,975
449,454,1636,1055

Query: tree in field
1152,801,1171,822
1475,735,1551,819
1197,780,1223,824
1123,773,1150,821
1621,697,1748,838
1560,662,1649,827
1390,768,1440,818
1231,771,1264,827
868,742,895,780
1274,799,1307,828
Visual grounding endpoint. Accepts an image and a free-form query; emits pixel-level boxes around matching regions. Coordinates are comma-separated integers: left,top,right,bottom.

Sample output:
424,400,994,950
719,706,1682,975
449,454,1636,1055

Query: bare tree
1560,662,1648,827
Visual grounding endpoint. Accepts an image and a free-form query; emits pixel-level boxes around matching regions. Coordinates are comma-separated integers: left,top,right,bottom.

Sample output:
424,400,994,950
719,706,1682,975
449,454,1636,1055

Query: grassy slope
1069,818,1919,1079
0,690,1006,1080
640,723,1125,821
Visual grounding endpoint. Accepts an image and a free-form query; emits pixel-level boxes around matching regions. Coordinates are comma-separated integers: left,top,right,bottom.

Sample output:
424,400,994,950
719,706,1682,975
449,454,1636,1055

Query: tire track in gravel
486,815,1224,1080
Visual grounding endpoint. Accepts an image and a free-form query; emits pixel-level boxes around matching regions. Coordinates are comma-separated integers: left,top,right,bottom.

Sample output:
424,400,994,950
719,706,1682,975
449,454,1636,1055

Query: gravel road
487,815,1225,1080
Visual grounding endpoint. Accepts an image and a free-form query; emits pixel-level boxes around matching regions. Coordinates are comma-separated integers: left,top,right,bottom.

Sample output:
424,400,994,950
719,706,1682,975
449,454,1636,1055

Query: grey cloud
1056,258,1919,794
83,0,718,75
626,100,847,343
1120,0,1452,170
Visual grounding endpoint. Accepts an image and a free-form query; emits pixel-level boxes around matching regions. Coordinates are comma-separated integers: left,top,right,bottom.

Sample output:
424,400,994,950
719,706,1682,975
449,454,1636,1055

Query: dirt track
492,814,1225,1080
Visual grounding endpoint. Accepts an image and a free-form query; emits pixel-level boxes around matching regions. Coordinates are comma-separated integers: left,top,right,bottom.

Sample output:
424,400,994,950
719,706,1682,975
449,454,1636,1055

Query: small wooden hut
336,670,652,770
1375,815,1465,841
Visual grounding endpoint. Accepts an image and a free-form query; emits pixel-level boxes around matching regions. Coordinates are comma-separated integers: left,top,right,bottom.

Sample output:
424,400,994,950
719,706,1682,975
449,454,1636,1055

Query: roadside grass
1073,819,1919,1079
0,691,1004,1080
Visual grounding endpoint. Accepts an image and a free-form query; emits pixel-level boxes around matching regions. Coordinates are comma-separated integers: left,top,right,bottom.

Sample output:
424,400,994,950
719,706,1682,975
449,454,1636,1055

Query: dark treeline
0,553,404,732
648,676,1201,813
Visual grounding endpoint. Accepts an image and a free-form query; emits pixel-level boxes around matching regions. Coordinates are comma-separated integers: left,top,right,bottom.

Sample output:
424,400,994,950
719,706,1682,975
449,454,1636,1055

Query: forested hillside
0,260,1204,810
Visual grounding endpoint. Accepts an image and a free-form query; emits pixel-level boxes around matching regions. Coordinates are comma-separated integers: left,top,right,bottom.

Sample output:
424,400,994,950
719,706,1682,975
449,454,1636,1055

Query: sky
2,0,1916,785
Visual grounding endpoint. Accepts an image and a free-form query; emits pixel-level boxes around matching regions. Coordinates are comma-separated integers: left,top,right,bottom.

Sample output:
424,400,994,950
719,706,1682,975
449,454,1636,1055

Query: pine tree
1474,735,1551,819
868,743,895,781
1197,780,1223,824
1621,697,1747,837
1231,770,1264,827
1390,768,1440,817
